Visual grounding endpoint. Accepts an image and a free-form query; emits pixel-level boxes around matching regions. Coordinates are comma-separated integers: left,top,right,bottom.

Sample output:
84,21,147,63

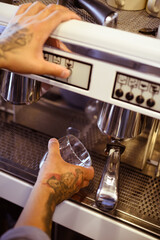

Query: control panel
43,51,92,90
113,72,160,113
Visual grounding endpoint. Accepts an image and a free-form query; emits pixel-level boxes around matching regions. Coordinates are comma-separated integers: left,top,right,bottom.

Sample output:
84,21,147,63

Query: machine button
115,89,123,97
136,95,144,104
146,98,155,107
126,92,134,101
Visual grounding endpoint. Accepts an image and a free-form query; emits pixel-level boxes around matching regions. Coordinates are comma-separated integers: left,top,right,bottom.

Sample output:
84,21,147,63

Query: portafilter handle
96,141,125,211
57,0,118,27
96,102,144,211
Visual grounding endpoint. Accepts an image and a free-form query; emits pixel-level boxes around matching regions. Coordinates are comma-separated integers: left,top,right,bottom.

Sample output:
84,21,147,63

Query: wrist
34,181,57,208
0,40,12,70
15,181,56,236
0,44,6,69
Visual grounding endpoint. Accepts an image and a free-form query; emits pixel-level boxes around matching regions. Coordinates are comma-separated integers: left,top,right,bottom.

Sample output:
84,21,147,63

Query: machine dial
146,98,155,107
136,95,144,104
115,89,123,97
126,92,134,101
113,73,160,113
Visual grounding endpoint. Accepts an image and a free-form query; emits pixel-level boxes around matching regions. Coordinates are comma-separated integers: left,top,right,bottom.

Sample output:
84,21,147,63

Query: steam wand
96,140,125,211
95,102,144,211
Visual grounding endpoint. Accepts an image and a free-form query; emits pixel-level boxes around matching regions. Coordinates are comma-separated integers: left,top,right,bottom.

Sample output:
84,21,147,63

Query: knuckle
47,4,55,8
33,1,46,8
17,3,30,11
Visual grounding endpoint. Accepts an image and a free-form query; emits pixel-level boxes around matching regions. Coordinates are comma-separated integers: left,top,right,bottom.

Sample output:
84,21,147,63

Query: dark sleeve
0,226,51,240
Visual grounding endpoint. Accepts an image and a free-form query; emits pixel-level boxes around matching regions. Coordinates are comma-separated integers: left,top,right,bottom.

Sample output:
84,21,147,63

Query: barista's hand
15,138,94,236
0,1,80,77
38,138,94,205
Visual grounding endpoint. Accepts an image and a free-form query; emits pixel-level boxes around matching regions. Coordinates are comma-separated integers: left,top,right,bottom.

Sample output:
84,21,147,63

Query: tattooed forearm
43,193,55,236
47,168,84,205
40,169,84,236
0,23,33,58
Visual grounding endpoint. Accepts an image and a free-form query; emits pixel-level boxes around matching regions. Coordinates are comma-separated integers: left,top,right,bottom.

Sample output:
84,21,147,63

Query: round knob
136,95,144,104
146,98,155,107
115,89,123,97
126,92,134,101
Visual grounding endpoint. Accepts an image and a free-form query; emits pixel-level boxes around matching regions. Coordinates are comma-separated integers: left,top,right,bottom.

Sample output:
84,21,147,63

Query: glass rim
59,134,91,166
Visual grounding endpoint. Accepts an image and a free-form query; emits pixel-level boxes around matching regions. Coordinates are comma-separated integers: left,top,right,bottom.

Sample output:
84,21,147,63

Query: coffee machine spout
95,102,144,211
96,141,125,211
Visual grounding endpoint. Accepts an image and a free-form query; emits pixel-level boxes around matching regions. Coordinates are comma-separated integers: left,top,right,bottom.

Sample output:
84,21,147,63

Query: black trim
112,72,160,113
43,50,92,90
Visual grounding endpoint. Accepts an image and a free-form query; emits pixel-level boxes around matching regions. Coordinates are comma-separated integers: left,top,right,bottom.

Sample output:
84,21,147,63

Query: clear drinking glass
39,134,92,168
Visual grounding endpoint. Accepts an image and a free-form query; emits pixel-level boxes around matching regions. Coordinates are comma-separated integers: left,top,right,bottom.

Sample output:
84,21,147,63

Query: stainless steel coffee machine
0,1,160,240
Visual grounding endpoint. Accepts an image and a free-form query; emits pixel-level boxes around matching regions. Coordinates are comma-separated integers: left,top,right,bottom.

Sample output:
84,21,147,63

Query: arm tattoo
0,23,33,58
47,168,84,205
43,193,55,236
42,169,84,236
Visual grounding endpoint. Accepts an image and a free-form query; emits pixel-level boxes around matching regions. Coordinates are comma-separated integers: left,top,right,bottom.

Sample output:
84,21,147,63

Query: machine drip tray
0,103,159,238
13,0,160,36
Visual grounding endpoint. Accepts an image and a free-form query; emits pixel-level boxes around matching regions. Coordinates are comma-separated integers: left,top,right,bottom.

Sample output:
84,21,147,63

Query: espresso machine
0,1,160,240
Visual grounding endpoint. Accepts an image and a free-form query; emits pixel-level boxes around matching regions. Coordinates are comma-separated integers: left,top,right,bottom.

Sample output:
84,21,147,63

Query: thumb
47,138,61,159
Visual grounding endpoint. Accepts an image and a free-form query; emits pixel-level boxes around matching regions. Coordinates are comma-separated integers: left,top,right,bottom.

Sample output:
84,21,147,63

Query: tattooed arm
0,1,80,77
14,138,94,237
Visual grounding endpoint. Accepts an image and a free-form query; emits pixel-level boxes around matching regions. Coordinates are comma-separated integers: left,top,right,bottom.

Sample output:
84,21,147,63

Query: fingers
81,166,94,181
6,57,71,79
15,3,33,15
47,138,94,189
36,59,71,78
24,1,46,16
16,1,46,16
37,4,80,21
39,5,81,34
74,166,94,190
47,138,94,178
16,2,80,24
45,38,71,53
81,180,91,188
32,4,59,20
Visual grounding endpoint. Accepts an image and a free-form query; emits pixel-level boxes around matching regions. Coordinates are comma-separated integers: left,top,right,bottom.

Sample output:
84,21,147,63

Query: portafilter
0,70,50,105
96,103,144,211
57,0,118,27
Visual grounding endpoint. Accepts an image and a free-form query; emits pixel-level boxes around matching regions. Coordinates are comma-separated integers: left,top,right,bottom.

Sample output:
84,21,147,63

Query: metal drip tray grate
81,152,160,235
1,0,160,237
119,166,160,223
13,0,160,36
0,120,50,183
0,108,159,237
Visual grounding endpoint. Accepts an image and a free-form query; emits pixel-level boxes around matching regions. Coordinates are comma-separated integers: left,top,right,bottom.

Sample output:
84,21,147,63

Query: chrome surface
57,0,118,27
1,28,160,79
96,146,121,211
57,41,160,77
12,0,160,36
104,12,118,27
96,102,144,211
0,71,48,105
0,0,160,237
97,103,143,140
0,94,159,237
